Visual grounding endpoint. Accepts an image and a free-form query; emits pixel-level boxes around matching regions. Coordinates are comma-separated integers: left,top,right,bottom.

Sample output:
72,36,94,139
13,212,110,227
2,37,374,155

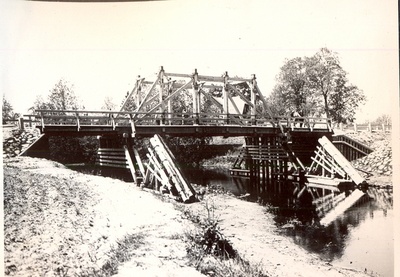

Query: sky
0,0,398,123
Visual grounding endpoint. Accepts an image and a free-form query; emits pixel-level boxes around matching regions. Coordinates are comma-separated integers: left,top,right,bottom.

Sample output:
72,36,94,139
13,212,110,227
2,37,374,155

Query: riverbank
3,155,375,276
2,125,391,276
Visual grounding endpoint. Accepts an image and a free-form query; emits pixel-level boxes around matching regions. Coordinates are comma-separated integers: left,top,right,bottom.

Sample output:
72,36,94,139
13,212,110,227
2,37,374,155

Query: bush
164,136,214,167
48,136,99,164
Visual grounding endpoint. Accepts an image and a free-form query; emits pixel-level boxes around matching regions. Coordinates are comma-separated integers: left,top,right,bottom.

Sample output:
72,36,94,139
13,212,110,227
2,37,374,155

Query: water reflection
184,167,393,276
68,164,393,276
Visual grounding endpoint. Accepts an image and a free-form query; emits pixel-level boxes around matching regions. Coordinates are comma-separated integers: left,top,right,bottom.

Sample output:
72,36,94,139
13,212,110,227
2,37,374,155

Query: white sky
1,0,398,123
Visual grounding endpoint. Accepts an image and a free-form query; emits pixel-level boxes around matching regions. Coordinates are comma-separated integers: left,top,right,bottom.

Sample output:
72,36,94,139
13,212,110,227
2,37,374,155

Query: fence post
354,123,357,132
382,123,385,133
368,122,372,132
18,117,24,131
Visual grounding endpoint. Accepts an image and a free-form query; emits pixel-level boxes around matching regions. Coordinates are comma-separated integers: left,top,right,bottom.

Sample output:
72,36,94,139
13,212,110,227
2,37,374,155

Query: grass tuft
77,233,145,277
182,197,269,277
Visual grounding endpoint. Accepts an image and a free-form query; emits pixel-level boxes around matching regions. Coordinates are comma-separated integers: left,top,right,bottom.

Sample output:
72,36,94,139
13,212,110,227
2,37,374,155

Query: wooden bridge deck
32,109,333,137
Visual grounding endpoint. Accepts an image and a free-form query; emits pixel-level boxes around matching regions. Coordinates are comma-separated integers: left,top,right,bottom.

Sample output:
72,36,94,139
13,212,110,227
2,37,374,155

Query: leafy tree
307,48,365,122
48,79,80,110
31,79,82,111
268,48,366,123
328,77,365,123
372,114,391,126
2,96,14,124
270,56,321,117
274,57,308,111
101,96,117,110
31,79,97,163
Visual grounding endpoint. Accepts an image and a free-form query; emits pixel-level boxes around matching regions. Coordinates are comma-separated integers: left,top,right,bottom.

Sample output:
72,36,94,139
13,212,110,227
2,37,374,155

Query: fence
334,122,391,133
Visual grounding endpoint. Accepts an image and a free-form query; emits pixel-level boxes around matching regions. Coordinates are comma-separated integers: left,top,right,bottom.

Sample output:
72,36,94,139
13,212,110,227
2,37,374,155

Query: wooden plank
97,155,126,160
124,146,138,184
147,148,174,192
96,162,129,168
98,148,125,152
150,135,196,202
312,146,346,177
97,158,128,165
133,148,146,178
318,136,365,185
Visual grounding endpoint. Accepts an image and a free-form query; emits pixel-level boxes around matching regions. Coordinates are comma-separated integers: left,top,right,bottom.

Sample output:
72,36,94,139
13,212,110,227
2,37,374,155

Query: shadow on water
66,163,134,182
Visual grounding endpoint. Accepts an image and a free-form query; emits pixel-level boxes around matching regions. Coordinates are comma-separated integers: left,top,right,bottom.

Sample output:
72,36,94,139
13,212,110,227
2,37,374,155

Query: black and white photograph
1,0,398,276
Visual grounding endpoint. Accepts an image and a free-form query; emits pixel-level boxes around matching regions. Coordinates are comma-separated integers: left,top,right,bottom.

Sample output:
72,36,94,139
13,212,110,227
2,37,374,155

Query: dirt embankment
342,131,392,186
3,157,204,277
2,156,373,277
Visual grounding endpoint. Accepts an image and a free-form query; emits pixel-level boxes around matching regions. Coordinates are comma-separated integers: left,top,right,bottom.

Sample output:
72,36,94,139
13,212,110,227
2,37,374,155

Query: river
183,167,394,277
67,164,394,277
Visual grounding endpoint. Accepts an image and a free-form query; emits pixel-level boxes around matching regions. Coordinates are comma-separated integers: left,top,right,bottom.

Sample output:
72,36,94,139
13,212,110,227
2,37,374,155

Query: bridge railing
34,109,332,131
275,116,333,132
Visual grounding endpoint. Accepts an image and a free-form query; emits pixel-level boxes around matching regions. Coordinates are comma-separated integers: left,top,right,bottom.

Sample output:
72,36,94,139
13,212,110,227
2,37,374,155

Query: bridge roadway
32,109,333,137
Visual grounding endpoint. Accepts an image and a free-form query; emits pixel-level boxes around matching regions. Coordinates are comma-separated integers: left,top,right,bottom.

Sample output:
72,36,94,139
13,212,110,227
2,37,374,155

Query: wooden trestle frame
119,66,275,128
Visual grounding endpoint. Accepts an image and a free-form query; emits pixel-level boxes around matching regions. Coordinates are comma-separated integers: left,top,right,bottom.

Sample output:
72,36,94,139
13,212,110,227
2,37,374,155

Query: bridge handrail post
111,113,116,130
192,69,201,126
75,112,80,131
18,117,24,131
222,71,230,125
40,112,45,131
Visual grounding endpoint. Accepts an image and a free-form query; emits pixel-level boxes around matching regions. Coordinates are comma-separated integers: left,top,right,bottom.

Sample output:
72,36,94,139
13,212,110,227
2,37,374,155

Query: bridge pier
238,135,293,202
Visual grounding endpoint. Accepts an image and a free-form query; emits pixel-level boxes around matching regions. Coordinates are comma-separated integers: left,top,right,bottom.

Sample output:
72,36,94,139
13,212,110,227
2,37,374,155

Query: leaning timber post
250,74,257,125
123,133,139,184
192,69,200,125
159,66,166,125
223,71,230,124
